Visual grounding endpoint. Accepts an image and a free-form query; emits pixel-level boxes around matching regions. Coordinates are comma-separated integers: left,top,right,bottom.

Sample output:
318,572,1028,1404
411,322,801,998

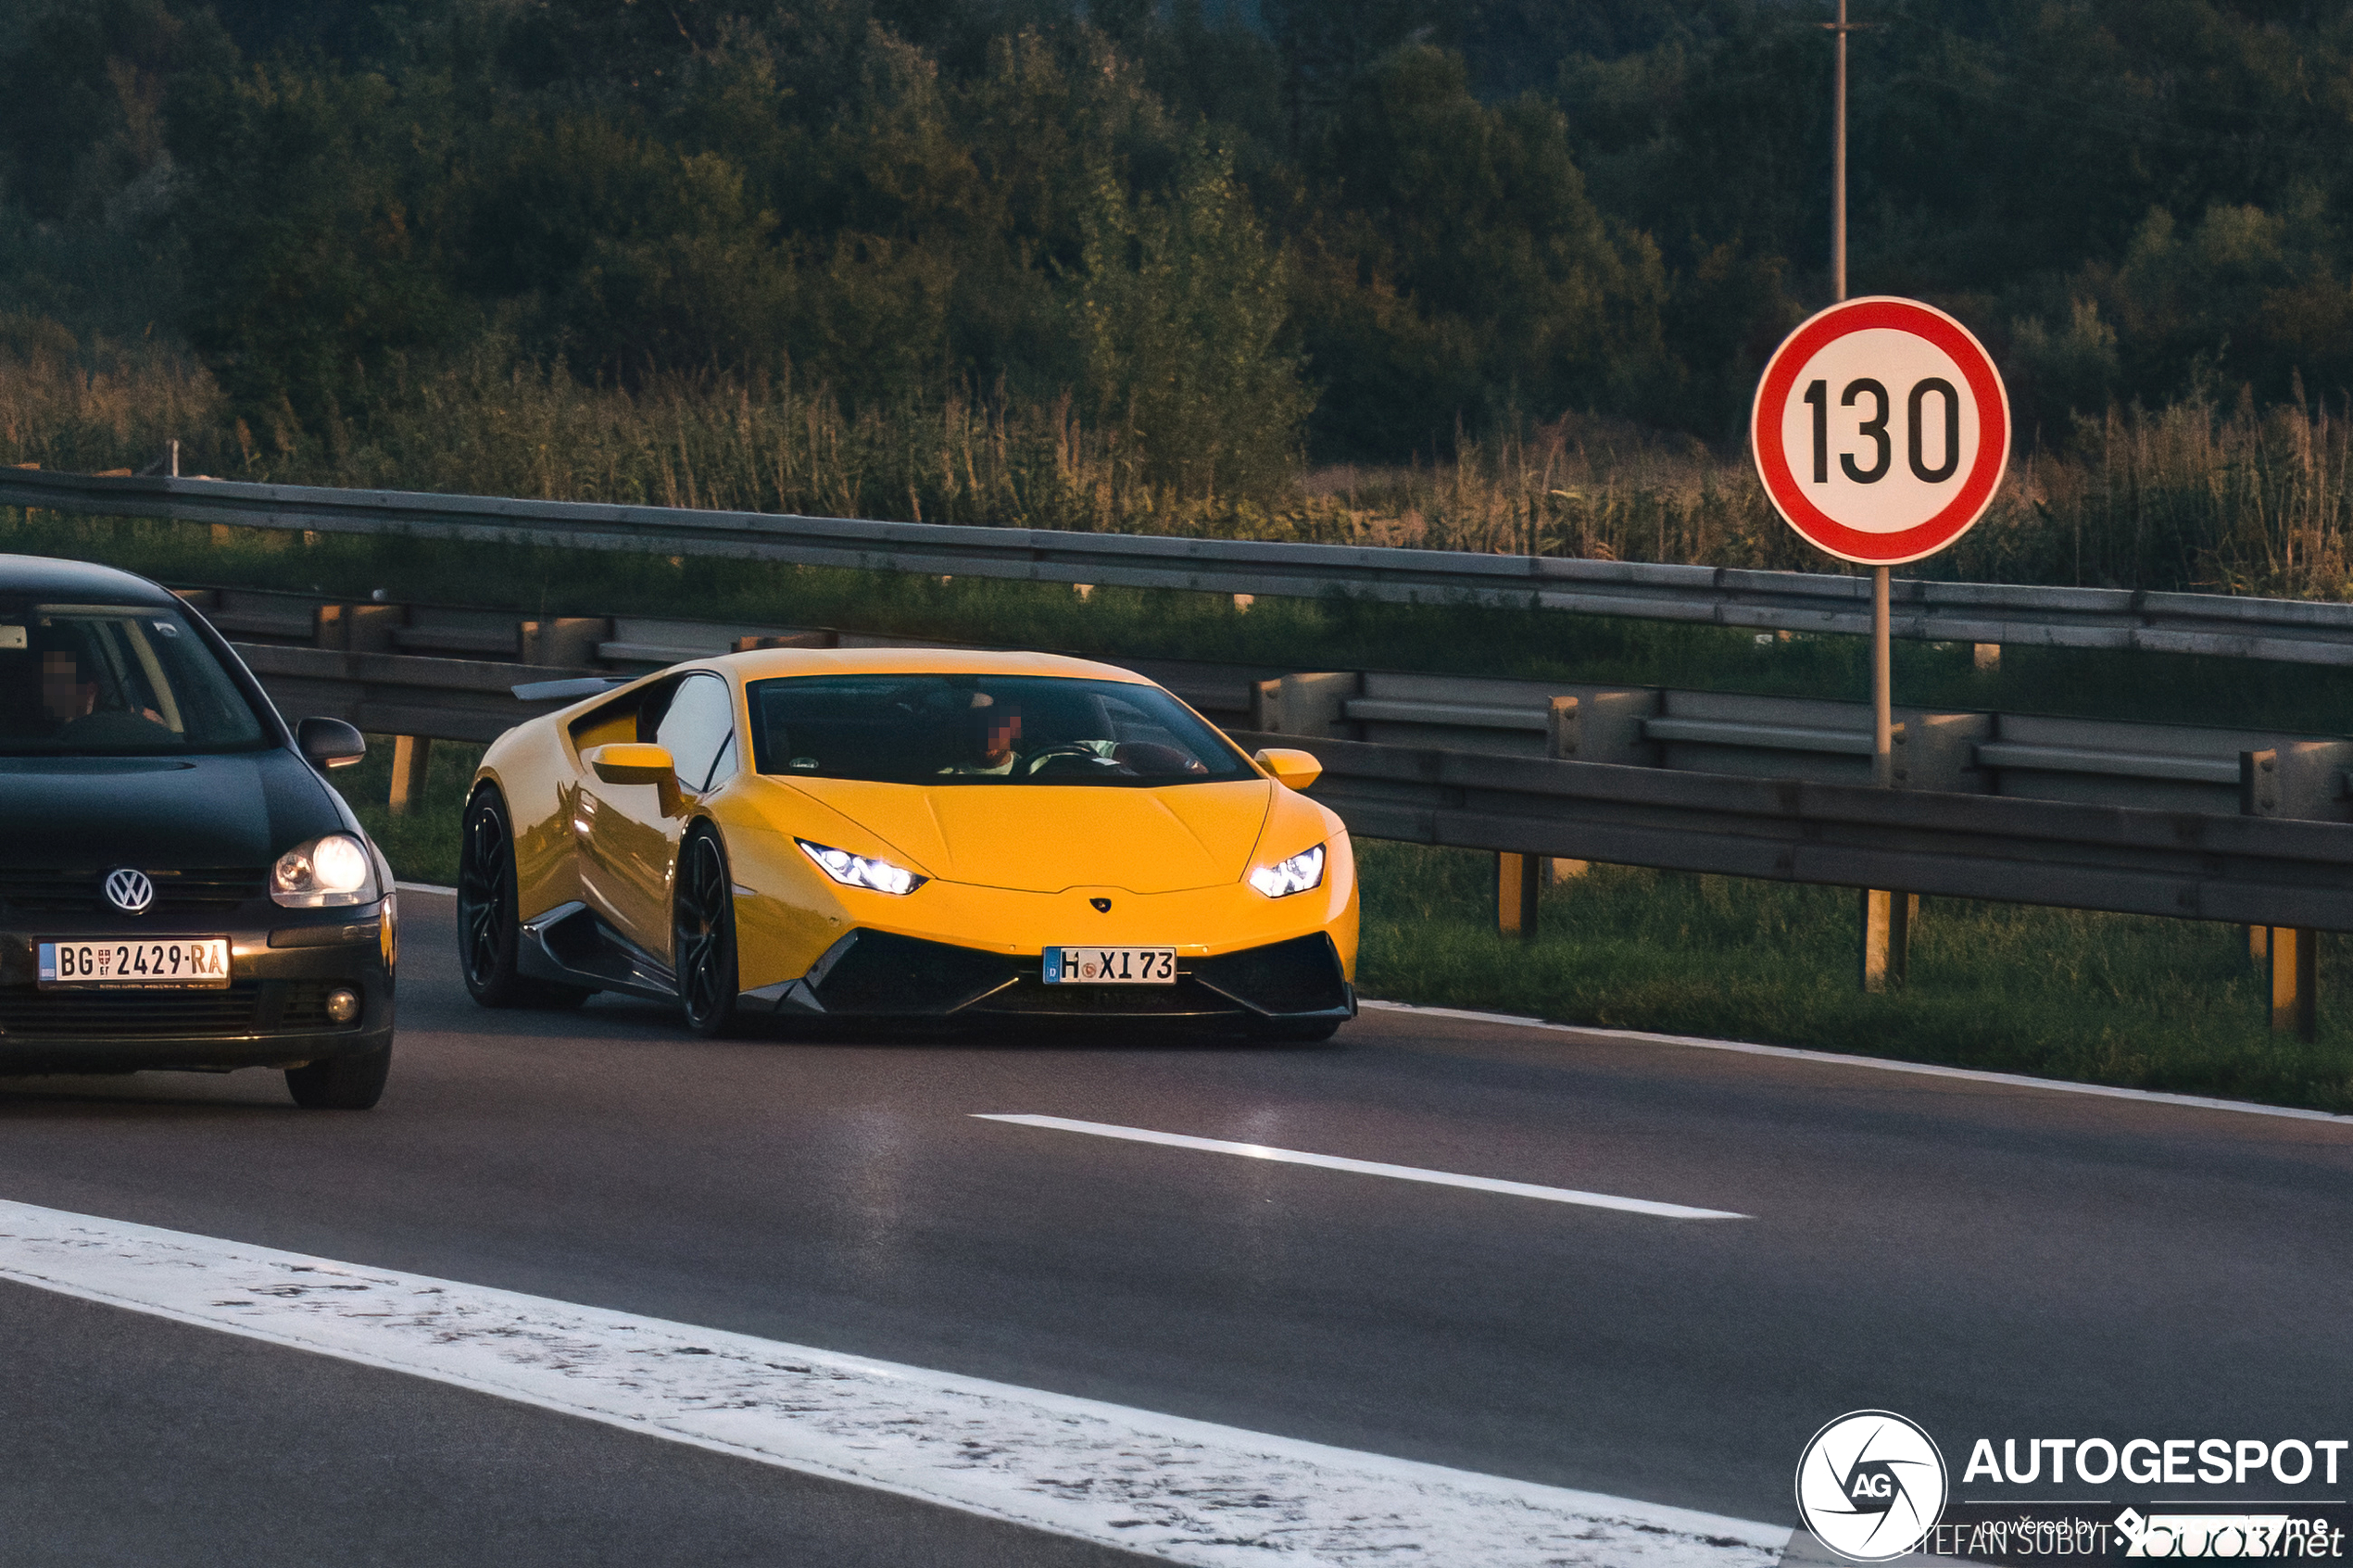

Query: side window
654,673,736,793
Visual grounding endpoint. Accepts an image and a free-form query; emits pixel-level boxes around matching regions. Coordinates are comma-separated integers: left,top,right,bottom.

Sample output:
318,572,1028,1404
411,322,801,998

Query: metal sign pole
1827,0,1890,787
1824,0,1900,978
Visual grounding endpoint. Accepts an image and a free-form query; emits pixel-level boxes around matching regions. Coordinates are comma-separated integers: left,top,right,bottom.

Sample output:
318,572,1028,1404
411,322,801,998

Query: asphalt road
2,890,2349,1564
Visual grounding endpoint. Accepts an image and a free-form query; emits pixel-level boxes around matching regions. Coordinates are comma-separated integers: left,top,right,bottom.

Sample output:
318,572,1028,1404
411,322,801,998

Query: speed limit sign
1751,295,2009,566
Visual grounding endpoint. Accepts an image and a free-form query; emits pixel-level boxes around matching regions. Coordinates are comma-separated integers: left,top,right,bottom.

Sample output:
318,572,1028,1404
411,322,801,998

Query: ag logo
1794,1410,1947,1562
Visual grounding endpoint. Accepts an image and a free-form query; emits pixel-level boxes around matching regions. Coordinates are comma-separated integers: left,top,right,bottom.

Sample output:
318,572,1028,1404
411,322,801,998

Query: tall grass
9,339,2353,598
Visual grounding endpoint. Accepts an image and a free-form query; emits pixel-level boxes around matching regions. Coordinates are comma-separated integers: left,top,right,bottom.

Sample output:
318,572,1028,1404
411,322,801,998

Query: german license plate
1043,947,1176,985
38,938,232,989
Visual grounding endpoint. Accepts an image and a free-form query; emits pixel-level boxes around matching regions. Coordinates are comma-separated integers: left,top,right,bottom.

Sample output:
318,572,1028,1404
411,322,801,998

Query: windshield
747,674,1252,786
0,604,270,756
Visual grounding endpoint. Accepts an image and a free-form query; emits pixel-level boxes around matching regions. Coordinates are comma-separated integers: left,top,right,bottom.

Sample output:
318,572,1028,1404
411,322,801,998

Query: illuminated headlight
1248,843,1327,898
797,838,927,896
271,834,378,908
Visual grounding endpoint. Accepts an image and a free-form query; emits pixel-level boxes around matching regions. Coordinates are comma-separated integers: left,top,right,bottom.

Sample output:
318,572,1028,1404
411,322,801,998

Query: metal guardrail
1227,731,2353,934
181,583,2353,824
16,463,2353,664
210,625,2353,932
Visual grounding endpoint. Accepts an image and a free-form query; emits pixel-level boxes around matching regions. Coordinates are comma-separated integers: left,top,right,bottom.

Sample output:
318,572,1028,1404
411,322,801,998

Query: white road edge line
974,1113,1748,1219
394,882,456,896
1360,998,2353,1127
0,1199,1786,1568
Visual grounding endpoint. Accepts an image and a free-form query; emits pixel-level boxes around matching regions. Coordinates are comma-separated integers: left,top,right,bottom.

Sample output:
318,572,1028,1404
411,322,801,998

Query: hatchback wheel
285,1041,392,1110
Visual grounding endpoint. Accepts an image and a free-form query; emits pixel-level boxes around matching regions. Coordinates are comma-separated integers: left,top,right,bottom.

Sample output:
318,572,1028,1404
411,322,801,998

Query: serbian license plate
1043,946,1176,985
38,938,233,989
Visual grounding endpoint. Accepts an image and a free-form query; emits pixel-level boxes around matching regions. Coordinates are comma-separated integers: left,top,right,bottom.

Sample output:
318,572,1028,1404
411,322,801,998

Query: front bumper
748,929,1355,1027
0,900,395,1073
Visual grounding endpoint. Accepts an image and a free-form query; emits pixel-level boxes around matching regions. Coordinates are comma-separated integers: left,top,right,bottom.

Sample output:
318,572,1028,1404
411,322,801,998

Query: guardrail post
1543,696,1590,882
522,617,611,668
2241,747,2318,1039
1858,888,1910,991
1497,852,1541,940
2270,926,2318,1040
389,735,432,817
1252,673,1358,739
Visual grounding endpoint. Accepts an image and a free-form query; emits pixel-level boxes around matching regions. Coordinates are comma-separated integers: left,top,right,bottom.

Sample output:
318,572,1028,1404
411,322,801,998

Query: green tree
1301,44,1667,454
1070,134,1311,496
170,60,469,441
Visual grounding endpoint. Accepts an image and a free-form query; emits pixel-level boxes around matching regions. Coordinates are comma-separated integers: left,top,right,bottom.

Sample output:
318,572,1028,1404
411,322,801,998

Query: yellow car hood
778,777,1274,894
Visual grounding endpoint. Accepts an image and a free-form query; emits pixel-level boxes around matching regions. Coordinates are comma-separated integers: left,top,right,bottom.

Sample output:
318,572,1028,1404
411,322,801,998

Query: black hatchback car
0,556,395,1108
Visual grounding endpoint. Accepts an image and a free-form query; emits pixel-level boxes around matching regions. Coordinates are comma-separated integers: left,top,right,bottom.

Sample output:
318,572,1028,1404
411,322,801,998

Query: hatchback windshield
0,605,269,755
747,674,1250,786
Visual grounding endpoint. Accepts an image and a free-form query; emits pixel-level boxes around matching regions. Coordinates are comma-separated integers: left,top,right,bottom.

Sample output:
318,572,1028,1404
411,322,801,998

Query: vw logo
1794,1410,1947,1562
103,869,155,915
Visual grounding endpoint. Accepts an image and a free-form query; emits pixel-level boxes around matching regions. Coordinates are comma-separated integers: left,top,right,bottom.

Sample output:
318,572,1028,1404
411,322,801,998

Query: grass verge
1356,842,2353,1114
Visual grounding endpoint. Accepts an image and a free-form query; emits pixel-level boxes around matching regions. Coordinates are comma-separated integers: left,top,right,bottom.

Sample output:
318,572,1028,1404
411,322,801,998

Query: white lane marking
394,882,456,896
0,1200,1783,1568
1361,998,2353,1127
973,1113,1748,1219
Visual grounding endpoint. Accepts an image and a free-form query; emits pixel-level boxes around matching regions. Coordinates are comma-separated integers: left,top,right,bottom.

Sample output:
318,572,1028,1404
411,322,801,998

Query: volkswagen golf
0,556,396,1108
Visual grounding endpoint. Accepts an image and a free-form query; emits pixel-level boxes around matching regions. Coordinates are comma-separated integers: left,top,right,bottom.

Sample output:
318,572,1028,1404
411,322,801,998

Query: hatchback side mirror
1252,746,1323,791
297,717,368,771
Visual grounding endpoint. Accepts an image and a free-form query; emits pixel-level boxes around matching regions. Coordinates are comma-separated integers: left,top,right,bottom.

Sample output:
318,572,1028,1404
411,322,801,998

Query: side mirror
586,743,676,787
1252,746,1322,791
296,717,367,771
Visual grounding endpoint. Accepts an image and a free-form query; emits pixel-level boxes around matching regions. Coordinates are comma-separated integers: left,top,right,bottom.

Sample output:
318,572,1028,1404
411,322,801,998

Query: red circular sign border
1750,296,2010,566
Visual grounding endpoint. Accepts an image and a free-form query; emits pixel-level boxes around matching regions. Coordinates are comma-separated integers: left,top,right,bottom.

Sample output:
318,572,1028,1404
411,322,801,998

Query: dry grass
9,340,2353,598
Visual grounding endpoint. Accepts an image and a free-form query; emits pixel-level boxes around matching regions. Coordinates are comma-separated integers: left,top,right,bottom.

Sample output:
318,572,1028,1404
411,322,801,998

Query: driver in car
934,688,1210,778
939,693,1033,775
40,645,173,746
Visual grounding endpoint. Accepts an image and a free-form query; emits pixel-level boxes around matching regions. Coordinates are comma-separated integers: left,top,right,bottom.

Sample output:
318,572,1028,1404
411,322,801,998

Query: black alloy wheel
674,828,740,1036
459,787,590,1009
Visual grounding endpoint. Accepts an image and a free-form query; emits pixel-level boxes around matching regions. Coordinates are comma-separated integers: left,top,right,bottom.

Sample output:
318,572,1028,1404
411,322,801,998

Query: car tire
284,1041,392,1110
674,827,740,1037
459,786,593,1010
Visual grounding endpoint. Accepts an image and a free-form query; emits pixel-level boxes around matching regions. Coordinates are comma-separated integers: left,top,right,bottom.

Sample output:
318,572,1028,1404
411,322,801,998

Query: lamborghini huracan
459,647,1357,1039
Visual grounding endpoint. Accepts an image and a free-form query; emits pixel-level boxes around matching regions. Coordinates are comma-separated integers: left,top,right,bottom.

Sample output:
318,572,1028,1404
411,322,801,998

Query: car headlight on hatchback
1248,843,1327,898
797,838,927,896
271,833,378,908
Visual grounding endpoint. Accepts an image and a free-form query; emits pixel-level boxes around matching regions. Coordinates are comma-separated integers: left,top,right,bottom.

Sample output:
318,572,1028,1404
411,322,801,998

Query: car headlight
272,833,378,909
797,838,927,896
1248,843,1326,898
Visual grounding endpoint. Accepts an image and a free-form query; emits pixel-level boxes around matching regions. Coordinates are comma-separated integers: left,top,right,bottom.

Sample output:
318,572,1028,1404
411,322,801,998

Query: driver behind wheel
34,634,173,746
938,692,1027,775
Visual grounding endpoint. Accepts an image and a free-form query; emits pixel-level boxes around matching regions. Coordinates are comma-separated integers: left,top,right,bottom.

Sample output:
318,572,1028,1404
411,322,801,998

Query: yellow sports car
459,648,1357,1040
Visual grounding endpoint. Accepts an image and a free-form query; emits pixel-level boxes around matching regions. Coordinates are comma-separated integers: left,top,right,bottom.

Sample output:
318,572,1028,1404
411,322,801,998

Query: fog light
325,987,361,1024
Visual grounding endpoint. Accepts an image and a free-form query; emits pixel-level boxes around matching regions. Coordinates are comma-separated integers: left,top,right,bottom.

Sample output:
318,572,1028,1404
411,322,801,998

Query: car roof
706,646,1158,684
0,554,180,608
